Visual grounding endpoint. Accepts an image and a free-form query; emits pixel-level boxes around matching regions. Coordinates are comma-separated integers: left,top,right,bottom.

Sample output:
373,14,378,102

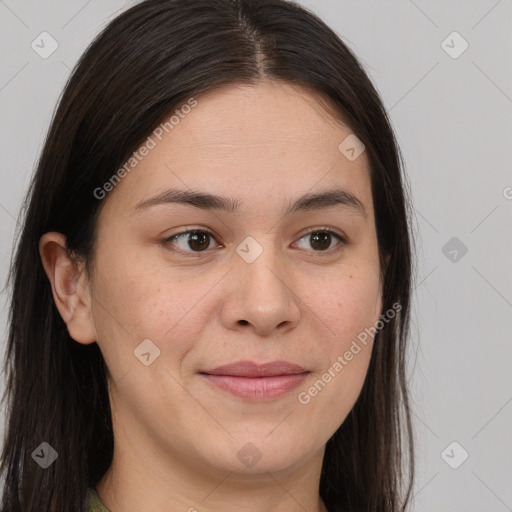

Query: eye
293,228,346,252
162,227,346,257
163,229,220,254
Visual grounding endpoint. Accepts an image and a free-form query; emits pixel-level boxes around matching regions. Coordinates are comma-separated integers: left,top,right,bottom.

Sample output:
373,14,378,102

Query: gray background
1,0,511,510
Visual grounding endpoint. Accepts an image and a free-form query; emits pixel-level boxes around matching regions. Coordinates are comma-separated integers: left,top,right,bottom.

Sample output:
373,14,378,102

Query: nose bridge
238,238,290,305
224,235,301,334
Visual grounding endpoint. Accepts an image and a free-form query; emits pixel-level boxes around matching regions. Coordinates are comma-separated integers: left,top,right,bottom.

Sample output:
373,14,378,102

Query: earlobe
39,232,97,345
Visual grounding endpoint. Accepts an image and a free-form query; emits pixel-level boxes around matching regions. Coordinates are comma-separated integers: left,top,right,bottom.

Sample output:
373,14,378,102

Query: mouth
200,360,310,401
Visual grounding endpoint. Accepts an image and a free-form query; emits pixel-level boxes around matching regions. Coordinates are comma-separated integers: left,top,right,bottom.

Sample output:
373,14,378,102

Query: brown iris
187,231,211,251
309,232,331,251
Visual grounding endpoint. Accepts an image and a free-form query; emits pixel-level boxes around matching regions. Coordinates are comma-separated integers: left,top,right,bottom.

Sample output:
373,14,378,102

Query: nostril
239,320,249,325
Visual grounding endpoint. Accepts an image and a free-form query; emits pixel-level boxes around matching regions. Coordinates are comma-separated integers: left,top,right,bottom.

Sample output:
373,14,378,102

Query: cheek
294,271,380,438
302,267,379,378
310,265,382,349
107,260,228,369
89,251,189,369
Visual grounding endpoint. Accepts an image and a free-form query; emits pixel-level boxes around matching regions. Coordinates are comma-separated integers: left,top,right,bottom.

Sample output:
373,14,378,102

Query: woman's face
85,81,383,478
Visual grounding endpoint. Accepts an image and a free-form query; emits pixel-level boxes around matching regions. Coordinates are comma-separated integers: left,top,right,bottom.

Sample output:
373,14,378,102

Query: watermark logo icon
237,442,262,468
31,32,59,59
441,31,469,59
338,134,365,161
442,236,468,263
134,338,161,366
31,442,58,469
441,441,469,469
236,236,263,263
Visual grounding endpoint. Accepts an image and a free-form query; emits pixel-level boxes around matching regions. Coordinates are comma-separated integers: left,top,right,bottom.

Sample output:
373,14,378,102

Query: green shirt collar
85,487,111,512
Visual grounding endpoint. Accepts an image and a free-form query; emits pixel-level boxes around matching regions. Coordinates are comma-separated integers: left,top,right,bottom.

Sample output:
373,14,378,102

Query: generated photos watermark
297,301,402,405
93,97,198,200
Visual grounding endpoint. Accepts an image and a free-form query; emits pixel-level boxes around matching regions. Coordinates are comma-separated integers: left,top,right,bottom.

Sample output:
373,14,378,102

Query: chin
205,433,320,476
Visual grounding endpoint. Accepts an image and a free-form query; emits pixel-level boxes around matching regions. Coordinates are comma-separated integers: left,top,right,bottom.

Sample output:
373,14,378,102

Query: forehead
101,81,373,217
171,81,356,160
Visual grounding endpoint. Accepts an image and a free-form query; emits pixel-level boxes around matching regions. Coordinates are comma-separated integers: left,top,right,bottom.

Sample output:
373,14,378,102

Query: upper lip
202,360,308,377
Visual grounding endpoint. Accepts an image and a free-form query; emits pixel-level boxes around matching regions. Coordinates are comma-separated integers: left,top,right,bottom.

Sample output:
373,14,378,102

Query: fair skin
39,81,383,512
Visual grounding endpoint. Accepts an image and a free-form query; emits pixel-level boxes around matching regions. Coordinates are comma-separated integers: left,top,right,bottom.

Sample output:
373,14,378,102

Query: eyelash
162,227,347,257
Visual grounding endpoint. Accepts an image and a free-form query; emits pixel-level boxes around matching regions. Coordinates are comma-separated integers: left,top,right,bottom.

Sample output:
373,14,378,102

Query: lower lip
202,373,309,401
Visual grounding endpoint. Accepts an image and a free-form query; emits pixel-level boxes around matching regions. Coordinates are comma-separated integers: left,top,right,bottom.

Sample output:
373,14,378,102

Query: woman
0,0,415,511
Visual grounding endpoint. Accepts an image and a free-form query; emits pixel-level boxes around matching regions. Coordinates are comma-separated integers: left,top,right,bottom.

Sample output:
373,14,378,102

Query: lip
200,360,310,401
203,360,308,377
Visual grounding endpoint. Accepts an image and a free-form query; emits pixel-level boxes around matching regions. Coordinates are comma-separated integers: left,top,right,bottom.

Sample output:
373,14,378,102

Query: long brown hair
1,1,414,510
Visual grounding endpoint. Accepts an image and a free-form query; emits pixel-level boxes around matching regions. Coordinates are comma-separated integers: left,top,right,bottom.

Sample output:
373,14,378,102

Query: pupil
311,232,330,250
189,232,209,251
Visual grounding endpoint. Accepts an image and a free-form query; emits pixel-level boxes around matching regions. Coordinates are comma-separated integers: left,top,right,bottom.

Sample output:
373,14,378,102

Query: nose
220,245,301,337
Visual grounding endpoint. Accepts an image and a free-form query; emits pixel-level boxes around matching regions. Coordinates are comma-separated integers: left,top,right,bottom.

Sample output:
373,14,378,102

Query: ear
39,232,97,345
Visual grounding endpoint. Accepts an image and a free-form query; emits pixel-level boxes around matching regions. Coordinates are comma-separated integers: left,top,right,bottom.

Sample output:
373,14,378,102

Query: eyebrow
132,187,366,217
